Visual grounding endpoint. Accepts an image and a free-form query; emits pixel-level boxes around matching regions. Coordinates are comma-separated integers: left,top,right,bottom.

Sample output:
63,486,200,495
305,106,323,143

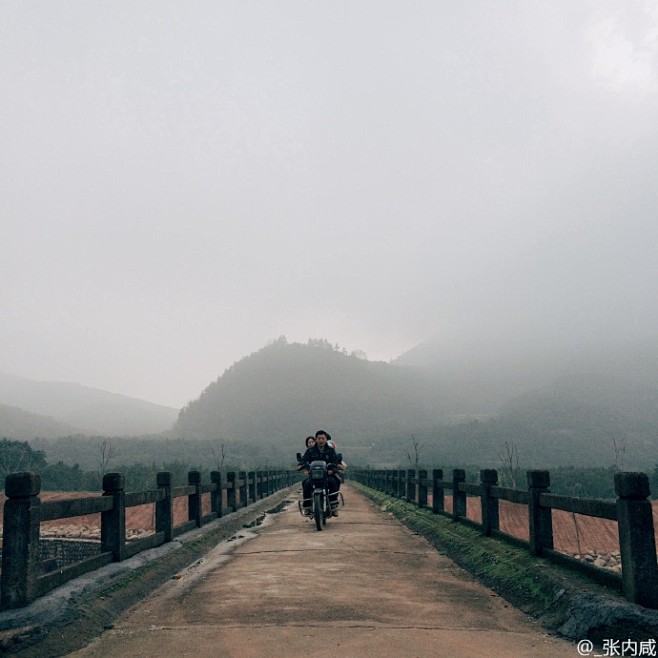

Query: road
70,483,577,657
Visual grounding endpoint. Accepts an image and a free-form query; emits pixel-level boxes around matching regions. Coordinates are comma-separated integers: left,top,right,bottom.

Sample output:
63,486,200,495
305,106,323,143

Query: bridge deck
70,483,575,657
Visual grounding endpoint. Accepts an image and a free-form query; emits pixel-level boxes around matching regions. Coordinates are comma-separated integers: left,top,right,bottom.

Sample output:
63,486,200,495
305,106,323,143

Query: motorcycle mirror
335,453,343,462
296,452,302,462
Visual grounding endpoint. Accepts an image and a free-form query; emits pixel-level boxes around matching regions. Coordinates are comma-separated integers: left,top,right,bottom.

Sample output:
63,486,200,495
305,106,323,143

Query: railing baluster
156,471,173,541
452,469,466,520
432,468,444,514
527,470,553,556
101,473,126,562
615,472,658,608
1,472,42,609
480,469,499,537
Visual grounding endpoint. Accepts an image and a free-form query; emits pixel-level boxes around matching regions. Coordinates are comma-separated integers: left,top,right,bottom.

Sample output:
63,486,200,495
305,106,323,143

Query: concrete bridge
3,483,579,657
3,470,658,655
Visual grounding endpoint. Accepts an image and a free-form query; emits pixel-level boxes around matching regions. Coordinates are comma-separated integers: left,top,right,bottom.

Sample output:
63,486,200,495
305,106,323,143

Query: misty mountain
392,335,658,468
0,403,86,440
394,337,571,415
171,338,448,450
169,336,658,470
396,335,657,411
0,372,178,437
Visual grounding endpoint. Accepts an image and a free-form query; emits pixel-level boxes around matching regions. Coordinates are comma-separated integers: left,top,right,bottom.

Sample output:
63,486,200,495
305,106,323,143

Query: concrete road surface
71,483,577,657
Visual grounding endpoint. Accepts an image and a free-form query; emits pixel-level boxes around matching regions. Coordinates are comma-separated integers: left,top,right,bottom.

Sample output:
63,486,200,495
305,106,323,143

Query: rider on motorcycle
298,430,343,516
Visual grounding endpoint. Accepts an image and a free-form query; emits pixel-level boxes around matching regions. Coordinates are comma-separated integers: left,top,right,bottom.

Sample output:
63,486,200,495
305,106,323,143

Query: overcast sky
2,1,658,408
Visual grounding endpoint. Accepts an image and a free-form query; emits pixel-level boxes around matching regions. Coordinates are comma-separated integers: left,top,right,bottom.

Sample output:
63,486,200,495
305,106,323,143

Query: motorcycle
297,453,345,531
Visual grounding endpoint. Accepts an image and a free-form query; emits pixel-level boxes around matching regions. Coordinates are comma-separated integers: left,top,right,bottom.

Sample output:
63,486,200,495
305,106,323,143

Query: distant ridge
0,403,86,439
171,337,446,446
0,372,179,437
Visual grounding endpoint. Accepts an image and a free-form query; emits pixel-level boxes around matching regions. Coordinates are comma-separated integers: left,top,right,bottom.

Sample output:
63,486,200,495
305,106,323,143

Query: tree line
2,437,656,499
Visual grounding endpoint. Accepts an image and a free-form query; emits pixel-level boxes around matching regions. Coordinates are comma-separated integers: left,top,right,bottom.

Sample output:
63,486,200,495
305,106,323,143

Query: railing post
188,470,202,527
256,470,263,499
101,472,126,562
480,469,499,536
238,471,247,505
398,469,406,498
418,469,428,508
432,468,444,514
615,472,658,608
1,472,42,609
211,471,223,518
156,471,173,542
227,471,237,512
527,470,553,556
406,469,416,503
452,469,466,521
248,471,256,504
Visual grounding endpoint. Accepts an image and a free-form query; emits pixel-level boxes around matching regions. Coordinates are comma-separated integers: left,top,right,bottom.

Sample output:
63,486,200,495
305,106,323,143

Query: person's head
315,430,328,449
305,436,315,448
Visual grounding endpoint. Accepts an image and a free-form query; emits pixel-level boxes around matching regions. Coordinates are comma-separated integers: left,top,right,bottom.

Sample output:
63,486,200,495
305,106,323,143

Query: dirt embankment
436,495,658,555
2,491,658,559
0,492,212,545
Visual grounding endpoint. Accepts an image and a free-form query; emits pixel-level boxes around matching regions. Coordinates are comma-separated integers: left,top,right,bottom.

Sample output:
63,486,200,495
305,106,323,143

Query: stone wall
38,538,101,570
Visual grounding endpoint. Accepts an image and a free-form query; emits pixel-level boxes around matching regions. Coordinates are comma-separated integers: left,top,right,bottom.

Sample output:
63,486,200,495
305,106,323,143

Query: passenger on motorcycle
298,430,343,516
322,432,347,472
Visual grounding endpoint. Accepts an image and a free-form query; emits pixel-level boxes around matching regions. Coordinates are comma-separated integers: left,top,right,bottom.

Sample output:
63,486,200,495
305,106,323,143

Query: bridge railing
1,468,301,610
351,467,658,609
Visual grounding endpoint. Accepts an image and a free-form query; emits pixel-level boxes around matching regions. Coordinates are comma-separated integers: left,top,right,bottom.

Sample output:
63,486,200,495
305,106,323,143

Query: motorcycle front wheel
313,491,323,531
323,490,330,525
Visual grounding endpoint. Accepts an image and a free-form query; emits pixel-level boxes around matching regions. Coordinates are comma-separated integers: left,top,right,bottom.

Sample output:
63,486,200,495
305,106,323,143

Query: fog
2,2,657,408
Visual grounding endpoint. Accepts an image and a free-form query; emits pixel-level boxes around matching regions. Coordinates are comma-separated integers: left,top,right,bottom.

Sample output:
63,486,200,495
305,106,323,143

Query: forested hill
171,338,446,448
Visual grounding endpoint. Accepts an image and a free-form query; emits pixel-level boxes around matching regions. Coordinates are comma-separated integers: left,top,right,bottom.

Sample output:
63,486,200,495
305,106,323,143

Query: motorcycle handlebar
297,461,341,471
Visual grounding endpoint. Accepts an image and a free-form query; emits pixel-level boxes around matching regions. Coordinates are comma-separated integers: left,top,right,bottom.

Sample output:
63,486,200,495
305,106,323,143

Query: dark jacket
299,445,341,481
300,444,338,466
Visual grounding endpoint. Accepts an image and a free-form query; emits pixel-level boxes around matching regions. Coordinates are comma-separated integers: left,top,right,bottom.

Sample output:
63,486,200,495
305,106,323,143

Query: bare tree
0,445,27,476
406,434,422,468
612,437,627,471
211,442,228,470
500,441,521,489
97,439,114,477
0,439,46,479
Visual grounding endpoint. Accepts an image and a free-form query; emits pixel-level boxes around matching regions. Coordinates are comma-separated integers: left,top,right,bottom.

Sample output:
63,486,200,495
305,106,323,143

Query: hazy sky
2,1,658,408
